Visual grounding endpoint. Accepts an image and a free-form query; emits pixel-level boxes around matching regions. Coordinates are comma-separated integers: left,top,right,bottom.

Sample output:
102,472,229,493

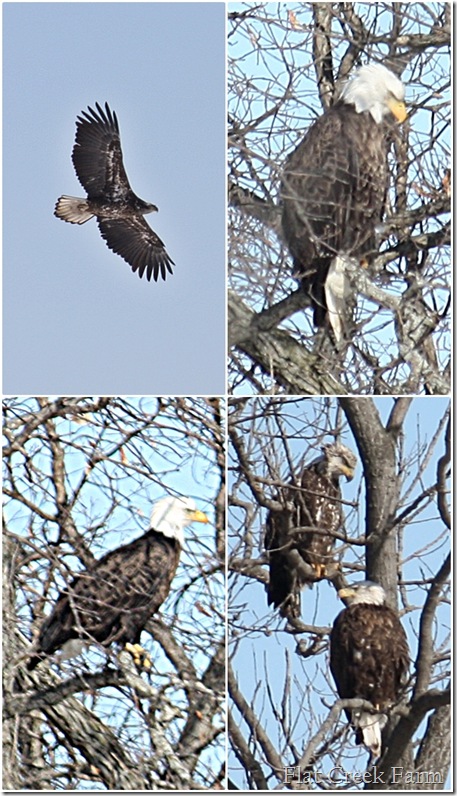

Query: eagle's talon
124,643,152,671
312,563,327,580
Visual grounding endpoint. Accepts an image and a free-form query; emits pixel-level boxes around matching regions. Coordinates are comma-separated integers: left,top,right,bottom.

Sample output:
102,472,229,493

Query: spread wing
98,216,175,282
72,102,132,200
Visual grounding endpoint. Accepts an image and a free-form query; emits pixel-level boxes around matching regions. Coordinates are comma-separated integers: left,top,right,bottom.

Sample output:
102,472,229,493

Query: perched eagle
27,497,209,670
265,442,357,617
281,63,407,341
330,580,410,757
55,102,174,282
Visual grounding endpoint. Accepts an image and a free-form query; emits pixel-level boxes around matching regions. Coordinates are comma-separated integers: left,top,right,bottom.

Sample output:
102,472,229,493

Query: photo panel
4,3,225,395
228,3,450,396
2,1,453,792
228,396,450,789
4,396,226,790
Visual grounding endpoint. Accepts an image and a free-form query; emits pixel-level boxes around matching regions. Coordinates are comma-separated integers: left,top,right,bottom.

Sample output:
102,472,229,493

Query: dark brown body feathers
281,102,389,327
330,602,409,732
27,529,180,670
55,102,174,283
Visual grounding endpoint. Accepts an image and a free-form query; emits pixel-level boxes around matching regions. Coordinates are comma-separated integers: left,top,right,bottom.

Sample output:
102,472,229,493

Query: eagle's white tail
352,709,387,757
324,254,352,342
55,196,94,224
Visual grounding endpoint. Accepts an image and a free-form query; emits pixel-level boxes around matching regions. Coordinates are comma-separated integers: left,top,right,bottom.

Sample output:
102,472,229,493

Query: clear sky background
3,3,226,395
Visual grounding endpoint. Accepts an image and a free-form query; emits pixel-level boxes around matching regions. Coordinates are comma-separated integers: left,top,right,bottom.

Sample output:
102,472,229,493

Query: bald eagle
55,102,174,283
27,497,209,670
265,443,357,617
330,581,410,757
281,63,407,341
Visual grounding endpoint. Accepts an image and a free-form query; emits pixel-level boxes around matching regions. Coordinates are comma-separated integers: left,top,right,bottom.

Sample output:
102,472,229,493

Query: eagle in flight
330,581,410,757
281,63,407,341
265,442,357,617
55,102,174,282
27,497,209,671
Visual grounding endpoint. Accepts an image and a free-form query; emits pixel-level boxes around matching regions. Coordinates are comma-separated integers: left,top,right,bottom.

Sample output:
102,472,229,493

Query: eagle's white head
338,580,386,606
149,496,209,547
340,63,406,124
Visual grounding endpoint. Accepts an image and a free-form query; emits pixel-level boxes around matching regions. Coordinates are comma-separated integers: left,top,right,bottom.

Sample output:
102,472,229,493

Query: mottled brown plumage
330,581,410,756
55,102,174,282
265,443,357,617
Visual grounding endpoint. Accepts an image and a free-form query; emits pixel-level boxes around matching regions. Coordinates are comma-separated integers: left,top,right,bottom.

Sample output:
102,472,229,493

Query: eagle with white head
330,580,410,757
27,496,209,670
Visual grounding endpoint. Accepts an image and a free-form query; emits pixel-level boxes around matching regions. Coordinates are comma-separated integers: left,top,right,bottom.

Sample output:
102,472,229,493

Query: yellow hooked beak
338,586,357,601
189,509,210,524
341,465,355,482
388,98,407,123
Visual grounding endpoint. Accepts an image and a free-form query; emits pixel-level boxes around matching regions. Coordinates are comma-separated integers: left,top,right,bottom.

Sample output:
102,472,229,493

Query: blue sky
3,3,226,395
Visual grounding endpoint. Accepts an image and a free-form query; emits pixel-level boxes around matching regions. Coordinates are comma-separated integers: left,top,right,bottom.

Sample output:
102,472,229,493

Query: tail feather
352,709,387,757
324,255,351,342
55,196,94,224
278,589,301,619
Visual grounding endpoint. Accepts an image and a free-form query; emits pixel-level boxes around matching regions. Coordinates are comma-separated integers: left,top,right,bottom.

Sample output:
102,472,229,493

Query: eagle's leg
312,563,327,579
312,560,340,580
124,642,152,671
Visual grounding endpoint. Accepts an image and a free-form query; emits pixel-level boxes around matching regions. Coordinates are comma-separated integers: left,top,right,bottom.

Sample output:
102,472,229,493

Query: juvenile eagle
330,580,410,757
55,102,174,282
265,442,357,617
27,497,209,670
281,63,407,341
